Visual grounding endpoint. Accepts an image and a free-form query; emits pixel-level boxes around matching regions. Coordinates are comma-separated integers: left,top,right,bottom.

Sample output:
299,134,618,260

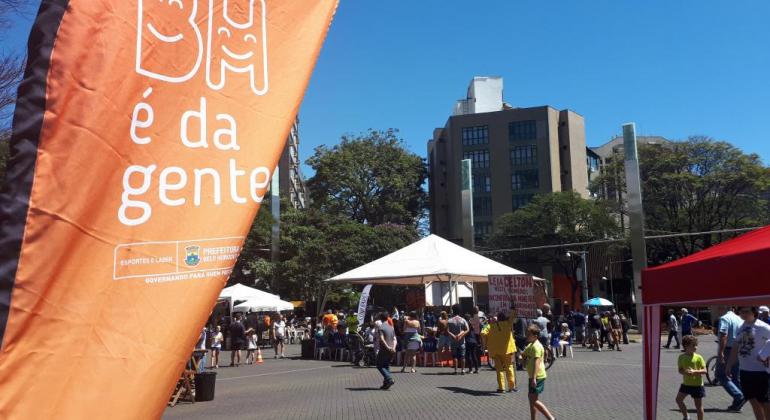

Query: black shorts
678,384,705,399
231,341,244,351
741,370,770,402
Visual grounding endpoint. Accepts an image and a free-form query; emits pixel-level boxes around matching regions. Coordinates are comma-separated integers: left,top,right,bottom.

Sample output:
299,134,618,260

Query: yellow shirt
524,340,547,380
481,319,516,355
678,353,705,387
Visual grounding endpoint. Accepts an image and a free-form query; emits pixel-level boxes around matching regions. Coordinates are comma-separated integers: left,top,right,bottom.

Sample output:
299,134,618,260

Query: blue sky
4,1,770,173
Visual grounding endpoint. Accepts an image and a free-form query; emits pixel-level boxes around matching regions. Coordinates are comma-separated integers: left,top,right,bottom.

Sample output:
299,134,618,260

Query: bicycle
705,355,720,386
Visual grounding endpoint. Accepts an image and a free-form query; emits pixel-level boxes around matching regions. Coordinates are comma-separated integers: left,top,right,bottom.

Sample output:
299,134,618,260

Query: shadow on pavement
438,386,500,397
346,387,384,391
421,372,459,376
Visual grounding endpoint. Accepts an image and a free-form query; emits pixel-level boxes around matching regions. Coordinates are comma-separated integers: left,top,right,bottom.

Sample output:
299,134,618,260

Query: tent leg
471,282,476,307
643,305,661,420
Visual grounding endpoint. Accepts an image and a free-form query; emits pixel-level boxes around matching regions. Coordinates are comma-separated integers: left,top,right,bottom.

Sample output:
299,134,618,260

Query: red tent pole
643,305,661,420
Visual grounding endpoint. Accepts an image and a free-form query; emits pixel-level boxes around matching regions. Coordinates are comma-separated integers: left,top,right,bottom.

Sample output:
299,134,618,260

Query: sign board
0,1,338,418
488,275,546,319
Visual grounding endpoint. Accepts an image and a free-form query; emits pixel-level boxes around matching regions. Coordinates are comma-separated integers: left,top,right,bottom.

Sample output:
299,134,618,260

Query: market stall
641,225,770,420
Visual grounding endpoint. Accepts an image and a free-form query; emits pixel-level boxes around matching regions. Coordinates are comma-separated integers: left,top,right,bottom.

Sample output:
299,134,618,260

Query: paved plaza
164,338,747,420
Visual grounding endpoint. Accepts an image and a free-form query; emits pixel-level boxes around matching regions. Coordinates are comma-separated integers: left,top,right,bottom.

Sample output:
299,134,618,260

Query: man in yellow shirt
482,307,518,392
523,325,555,420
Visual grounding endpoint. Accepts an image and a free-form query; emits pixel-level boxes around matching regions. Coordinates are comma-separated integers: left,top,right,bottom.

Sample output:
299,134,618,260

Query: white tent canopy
325,234,532,285
219,283,280,301
232,298,294,313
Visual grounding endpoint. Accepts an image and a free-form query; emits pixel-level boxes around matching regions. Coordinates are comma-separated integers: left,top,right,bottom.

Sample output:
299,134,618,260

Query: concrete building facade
428,77,589,244
277,116,309,209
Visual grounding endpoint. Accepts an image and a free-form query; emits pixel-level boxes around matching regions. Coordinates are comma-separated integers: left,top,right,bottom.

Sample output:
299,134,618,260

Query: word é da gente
119,95,271,227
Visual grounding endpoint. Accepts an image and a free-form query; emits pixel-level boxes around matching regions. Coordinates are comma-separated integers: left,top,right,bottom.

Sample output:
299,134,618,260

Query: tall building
428,76,589,243
277,116,309,209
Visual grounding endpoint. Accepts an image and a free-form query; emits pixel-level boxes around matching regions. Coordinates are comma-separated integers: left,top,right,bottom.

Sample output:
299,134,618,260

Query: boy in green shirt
677,335,706,420
523,325,555,420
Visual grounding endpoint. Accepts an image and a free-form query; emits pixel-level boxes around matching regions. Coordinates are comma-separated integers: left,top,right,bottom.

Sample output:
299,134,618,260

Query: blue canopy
583,297,614,307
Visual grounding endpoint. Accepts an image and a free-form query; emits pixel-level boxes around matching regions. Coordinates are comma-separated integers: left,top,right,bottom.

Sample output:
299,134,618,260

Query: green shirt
524,340,547,380
346,315,358,333
678,353,705,387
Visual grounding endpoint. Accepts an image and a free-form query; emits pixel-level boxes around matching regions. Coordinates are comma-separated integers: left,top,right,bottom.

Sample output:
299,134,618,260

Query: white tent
232,298,295,313
218,283,284,313
326,234,531,285
219,283,280,301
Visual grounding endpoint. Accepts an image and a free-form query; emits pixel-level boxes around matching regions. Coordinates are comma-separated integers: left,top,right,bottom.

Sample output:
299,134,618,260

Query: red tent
641,225,770,420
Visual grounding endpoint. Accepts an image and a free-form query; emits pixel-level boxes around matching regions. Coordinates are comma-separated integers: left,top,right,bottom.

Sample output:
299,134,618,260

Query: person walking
229,314,245,366
571,308,586,346
464,314,481,374
587,308,602,351
610,310,623,351
759,306,770,324
210,325,223,368
533,309,549,348
726,306,770,419
273,313,286,358
437,311,451,364
469,306,483,371
681,308,700,337
717,307,745,412
245,327,257,364
523,325,555,420
620,312,630,345
375,312,397,390
400,311,422,373
482,309,518,392
664,309,681,349
447,304,470,375
676,335,707,420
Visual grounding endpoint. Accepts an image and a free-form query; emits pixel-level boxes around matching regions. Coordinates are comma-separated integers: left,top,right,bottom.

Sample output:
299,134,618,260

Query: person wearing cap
759,306,770,324
681,308,700,346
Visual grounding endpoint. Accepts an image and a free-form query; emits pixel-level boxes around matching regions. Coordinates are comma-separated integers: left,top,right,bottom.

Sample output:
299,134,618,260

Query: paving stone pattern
164,338,748,420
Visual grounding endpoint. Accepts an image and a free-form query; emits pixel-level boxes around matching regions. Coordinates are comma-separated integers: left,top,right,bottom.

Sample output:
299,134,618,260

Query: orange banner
0,0,337,418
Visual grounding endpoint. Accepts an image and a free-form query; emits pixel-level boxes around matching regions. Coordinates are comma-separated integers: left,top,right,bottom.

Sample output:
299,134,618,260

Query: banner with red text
0,1,337,418
488,275,547,319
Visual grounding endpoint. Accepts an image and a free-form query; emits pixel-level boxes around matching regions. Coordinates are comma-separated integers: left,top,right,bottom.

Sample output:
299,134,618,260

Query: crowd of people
197,312,309,369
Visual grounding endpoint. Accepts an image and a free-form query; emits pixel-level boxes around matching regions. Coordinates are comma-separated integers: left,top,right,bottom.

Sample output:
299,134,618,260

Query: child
245,328,257,364
210,325,223,369
523,325,555,420
676,335,706,420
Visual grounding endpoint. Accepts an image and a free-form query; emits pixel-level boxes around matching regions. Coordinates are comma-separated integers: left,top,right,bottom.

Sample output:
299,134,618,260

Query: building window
473,196,492,218
508,120,537,141
474,222,492,237
463,150,490,169
512,194,534,210
511,170,539,191
472,174,491,193
462,125,489,146
510,145,538,166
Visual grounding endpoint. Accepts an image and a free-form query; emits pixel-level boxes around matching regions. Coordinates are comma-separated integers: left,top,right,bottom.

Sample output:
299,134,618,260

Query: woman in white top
210,325,223,368
400,312,422,373
273,314,287,358
245,327,257,364
558,323,571,357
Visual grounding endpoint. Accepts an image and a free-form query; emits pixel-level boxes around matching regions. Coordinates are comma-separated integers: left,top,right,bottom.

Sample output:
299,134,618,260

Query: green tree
306,128,427,226
249,207,418,304
591,137,770,264
227,201,273,286
488,191,620,305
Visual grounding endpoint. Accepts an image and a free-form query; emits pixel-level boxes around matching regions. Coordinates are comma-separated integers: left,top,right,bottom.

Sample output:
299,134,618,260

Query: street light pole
567,250,589,305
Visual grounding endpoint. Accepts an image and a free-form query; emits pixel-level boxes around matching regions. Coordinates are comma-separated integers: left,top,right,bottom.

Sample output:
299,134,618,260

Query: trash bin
301,339,315,359
194,371,217,402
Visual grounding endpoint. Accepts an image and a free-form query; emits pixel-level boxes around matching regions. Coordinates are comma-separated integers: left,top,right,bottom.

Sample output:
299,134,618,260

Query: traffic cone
256,347,264,364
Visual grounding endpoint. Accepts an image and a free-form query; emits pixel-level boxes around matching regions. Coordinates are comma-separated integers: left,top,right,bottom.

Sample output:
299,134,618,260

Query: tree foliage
488,191,620,304
591,137,770,264
306,129,427,227
248,207,418,303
